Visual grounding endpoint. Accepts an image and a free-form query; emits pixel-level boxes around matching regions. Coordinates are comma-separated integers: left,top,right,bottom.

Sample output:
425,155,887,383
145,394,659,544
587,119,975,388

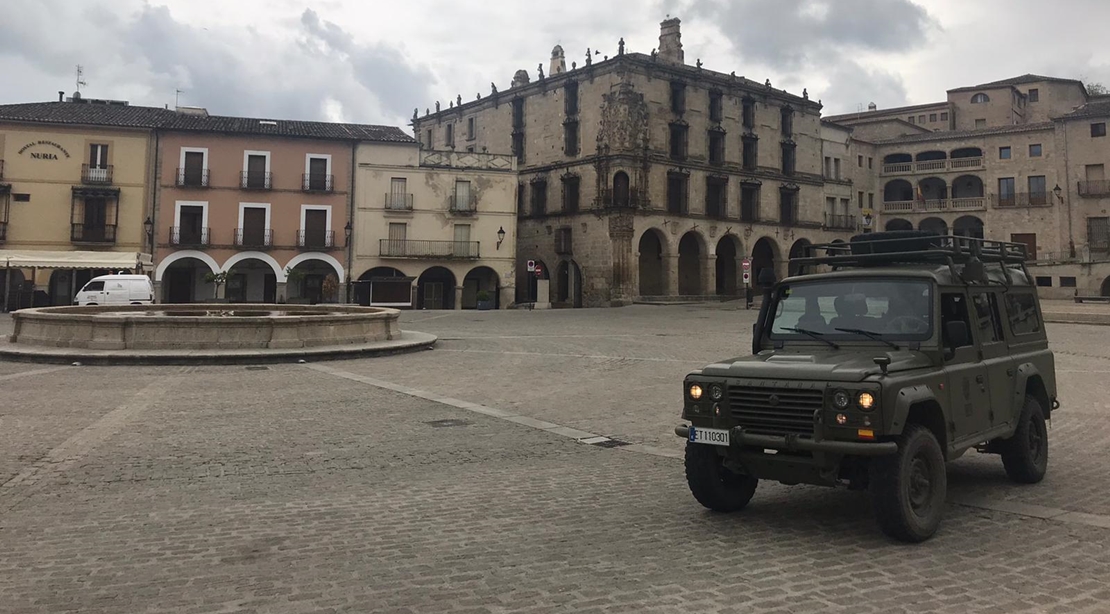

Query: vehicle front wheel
869,424,947,543
684,443,757,512
1000,396,1048,484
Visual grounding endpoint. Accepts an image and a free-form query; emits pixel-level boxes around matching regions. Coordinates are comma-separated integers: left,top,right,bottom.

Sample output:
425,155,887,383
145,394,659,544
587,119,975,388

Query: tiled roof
824,101,948,122
948,74,1083,93
1058,99,1110,120
0,101,414,143
873,121,1055,145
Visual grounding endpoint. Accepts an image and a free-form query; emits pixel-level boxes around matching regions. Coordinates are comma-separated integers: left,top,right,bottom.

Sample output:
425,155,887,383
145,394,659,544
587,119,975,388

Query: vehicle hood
697,350,934,383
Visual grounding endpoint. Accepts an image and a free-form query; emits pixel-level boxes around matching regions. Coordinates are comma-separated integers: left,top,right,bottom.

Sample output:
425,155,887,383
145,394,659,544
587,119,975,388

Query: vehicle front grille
728,385,823,437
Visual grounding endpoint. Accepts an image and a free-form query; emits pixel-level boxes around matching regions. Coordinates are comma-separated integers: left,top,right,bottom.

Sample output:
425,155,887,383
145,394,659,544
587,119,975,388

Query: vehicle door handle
1006,368,1015,377
975,375,984,384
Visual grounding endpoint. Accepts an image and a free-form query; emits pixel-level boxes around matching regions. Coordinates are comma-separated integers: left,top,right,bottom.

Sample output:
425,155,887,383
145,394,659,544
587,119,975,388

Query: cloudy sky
2,0,1108,127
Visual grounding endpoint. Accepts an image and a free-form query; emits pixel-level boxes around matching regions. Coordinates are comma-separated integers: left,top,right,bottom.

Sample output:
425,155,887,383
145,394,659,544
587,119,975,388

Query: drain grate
425,419,471,428
592,438,631,448
245,366,270,371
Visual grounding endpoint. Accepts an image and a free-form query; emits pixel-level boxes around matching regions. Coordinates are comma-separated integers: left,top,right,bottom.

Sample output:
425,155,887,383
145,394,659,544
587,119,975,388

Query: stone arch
638,228,667,297
715,234,742,296
613,171,631,208
463,265,500,309
951,147,983,159
952,175,985,199
555,260,584,307
751,236,780,285
788,238,812,276
678,230,705,295
954,215,985,239
918,177,948,201
417,266,458,309
885,218,914,231
155,249,220,282
884,179,914,202
222,251,285,282
356,266,412,307
1101,276,1110,297
285,252,345,283
971,92,990,103
919,217,948,235
883,153,912,164
915,150,947,161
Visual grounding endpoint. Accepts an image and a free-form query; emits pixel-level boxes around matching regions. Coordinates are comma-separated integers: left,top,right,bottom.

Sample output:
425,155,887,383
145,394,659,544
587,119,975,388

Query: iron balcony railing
81,164,113,185
71,223,117,243
176,168,210,188
1079,180,1110,197
297,230,336,249
385,193,414,211
379,239,480,259
240,171,272,190
824,213,857,230
449,194,477,214
169,226,210,246
302,173,334,192
234,228,273,248
993,192,1051,208
882,197,988,213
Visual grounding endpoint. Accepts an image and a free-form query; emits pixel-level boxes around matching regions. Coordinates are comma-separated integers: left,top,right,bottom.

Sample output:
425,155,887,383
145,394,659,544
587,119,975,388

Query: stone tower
658,17,684,65
550,45,566,75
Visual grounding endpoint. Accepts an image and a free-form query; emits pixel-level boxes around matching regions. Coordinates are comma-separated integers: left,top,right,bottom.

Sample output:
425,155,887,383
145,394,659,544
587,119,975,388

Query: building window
999,146,1011,160
304,154,332,191
1089,217,1110,251
708,91,723,123
445,123,454,147
666,172,688,215
857,191,864,208
975,119,987,129
868,157,873,169
512,98,525,130
998,177,1016,206
1035,276,1052,287
781,107,794,137
1092,122,1107,137
929,113,937,122
1028,88,1039,102
516,183,526,217
13,193,30,202
512,133,525,163
670,81,686,114
243,151,270,189
564,81,579,116
452,180,474,213
669,123,688,160
971,93,990,104
1060,276,1077,288
742,99,756,129
824,156,832,177
555,227,572,255
781,142,796,176
1029,143,1042,157
531,180,548,216
918,115,926,124
564,121,579,156
940,112,949,121
708,130,725,165
388,178,409,210
834,158,841,179
742,136,758,171
740,185,759,222
1028,176,1047,204
908,116,916,124
780,189,797,225
857,155,863,167
467,117,475,140
1011,233,1038,260
868,193,874,209
426,129,432,147
562,176,580,213
705,177,727,219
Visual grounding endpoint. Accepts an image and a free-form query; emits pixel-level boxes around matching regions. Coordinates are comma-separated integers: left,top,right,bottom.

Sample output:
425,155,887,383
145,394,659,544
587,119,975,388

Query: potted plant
203,271,229,303
476,290,494,310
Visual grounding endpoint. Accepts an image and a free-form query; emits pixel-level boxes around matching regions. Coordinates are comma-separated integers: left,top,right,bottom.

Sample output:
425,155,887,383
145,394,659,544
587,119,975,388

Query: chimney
58,91,65,102
550,45,566,75
868,102,878,112
659,17,684,65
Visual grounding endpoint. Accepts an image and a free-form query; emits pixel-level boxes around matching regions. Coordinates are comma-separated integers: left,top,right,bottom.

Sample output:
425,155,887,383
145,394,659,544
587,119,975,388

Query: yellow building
0,95,161,309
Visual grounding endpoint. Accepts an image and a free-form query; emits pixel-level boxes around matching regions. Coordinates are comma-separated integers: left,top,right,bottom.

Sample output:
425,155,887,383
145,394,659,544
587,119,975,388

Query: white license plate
689,426,730,447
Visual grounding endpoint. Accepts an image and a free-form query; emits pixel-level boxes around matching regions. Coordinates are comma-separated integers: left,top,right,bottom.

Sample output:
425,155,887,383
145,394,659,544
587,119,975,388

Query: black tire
869,424,947,543
1000,396,1048,484
684,443,758,512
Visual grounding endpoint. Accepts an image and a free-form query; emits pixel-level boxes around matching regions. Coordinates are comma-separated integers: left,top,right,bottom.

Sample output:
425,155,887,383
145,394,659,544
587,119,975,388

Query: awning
0,250,153,269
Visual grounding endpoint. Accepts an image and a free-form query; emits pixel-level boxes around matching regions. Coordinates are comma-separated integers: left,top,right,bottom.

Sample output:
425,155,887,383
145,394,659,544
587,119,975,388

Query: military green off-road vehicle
675,232,1058,542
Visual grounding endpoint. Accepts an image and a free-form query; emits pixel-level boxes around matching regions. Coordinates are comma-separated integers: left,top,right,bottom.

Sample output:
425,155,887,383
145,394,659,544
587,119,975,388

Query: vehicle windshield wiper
834,327,900,350
781,327,840,349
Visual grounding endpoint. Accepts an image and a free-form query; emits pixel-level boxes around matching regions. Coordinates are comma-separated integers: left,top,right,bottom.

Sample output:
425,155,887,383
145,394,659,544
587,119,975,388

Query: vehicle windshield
770,279,933,341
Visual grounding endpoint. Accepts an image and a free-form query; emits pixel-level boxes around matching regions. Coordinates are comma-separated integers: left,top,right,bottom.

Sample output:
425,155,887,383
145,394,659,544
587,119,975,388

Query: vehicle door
1001,289,1049,425
80,280,106,305
970,290,1014,430
940,290,993,440
104,280,128,304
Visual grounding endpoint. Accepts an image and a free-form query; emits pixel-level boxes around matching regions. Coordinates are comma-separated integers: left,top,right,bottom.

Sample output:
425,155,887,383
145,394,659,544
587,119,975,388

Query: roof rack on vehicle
790,232,1028,269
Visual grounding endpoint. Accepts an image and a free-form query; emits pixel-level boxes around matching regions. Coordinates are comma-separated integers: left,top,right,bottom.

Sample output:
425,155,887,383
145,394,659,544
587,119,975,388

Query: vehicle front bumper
674,424,898,456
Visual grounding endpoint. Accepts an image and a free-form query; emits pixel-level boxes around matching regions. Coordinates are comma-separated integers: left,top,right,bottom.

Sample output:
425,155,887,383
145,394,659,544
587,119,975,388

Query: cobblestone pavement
1,307,1110,613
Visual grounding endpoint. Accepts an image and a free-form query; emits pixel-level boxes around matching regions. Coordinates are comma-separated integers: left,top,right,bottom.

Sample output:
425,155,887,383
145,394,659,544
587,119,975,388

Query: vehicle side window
1005,292,1041,335
971,293,1004,343
940,293,972,348
84,281,105,292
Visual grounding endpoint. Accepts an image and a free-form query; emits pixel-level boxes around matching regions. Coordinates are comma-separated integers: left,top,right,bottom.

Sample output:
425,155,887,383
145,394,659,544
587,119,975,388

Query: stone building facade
828,75,1110,298
413,19,856,307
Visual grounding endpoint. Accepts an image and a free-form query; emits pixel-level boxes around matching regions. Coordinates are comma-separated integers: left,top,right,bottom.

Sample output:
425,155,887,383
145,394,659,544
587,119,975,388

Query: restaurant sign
18,140,72,160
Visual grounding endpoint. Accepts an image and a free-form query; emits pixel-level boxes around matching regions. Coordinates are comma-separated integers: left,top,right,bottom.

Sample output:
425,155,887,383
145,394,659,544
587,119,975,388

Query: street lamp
1054,184,1077,258
143,216,154,249
496,226,506,250
1053,184,1063,202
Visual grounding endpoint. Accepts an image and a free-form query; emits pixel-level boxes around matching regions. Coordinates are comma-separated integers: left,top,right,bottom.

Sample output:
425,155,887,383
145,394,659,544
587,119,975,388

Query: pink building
153,107,412,303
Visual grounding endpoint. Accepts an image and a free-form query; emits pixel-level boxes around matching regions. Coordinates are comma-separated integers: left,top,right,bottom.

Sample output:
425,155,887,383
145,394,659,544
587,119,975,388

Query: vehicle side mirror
945,320,969,350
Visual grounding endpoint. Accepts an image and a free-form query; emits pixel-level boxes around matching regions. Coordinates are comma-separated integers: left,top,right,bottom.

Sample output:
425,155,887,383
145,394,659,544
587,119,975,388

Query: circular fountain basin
8,304,405,351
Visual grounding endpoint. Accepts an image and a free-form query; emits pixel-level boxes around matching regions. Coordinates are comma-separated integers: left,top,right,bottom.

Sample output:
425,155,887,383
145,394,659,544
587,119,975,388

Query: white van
74,274,155,306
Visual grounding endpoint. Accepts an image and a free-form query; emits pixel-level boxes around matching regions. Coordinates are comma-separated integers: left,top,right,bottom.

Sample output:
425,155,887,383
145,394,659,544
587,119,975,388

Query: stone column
275,282,287,303
454,285,463,310
703,254,717,297
608,214,635,306
152,281,162,304
665,255,680,297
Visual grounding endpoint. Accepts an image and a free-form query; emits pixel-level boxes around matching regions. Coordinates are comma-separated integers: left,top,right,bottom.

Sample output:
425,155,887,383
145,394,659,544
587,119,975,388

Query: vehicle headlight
689,384,703,400
858,392,875,411
833,390,851,409
709,384,723,401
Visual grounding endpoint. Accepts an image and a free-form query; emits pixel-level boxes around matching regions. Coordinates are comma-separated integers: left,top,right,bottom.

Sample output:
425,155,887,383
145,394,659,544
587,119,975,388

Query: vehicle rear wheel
869,424,947,543
1000,396,1048,484
684,443,757,512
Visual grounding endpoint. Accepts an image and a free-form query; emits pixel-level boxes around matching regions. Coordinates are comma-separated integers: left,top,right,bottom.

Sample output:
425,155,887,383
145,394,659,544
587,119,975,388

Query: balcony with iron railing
234,228,273,248
71,224,117,243
882,197,989,213
823,213,857,230
598,187,646,209
385,193,414,211
169,226,210,247
1078,180,1110,198
240,171,272,190
379,239,480,259
449,194,477,215
176,168,210,188
881,157,983,175
81,164,113,185
297,230,336,250
302,173,334,192
993,192,1051,208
